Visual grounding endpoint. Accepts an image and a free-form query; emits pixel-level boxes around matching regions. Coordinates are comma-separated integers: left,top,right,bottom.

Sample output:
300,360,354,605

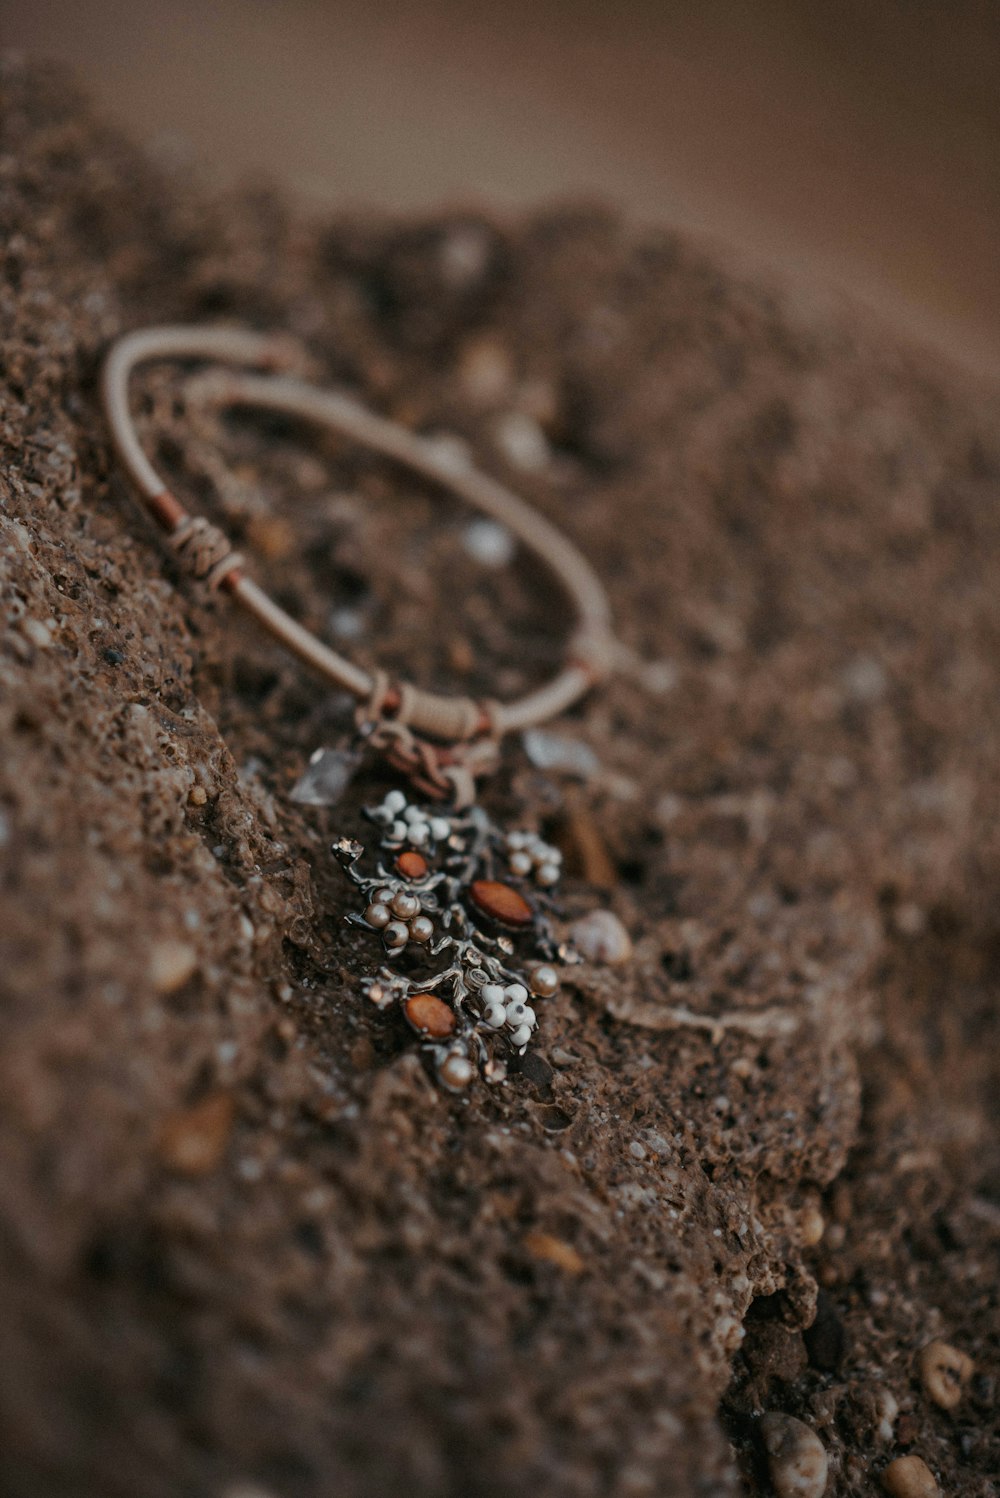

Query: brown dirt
1,58,998,1498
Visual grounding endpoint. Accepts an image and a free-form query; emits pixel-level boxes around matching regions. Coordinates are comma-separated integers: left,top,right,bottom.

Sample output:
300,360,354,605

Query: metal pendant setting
333,788,572,1091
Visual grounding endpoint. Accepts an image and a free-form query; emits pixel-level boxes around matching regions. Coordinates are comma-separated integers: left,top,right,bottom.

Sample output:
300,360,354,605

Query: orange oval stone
470,879,533,927
396,850,429,880
404,993,456,1039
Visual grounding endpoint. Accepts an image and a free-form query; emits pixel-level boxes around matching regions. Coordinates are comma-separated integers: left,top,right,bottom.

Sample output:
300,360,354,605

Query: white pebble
570,909,632,965
463,517,516,568
759,1414,828,1498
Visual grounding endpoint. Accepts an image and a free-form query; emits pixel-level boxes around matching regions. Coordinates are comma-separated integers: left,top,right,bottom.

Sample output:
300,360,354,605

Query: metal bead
530,964,559,997
439,1053,475,1090
365,902,391,929
409,914,434,943
391,890,421,920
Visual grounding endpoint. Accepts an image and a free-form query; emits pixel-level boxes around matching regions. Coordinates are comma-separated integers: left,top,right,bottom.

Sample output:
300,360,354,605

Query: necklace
102,325,623,1090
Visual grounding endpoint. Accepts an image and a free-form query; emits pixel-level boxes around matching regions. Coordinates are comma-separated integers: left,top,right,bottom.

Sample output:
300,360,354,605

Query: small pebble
759,1413,828,1498
881,1455,939,1498
188,784,208,807
919,1339,973,1410
463,517,516,567
523,1230,585,1275
874,1387,899,1442
800,1204,826,1247
149,939,198,995
159,1093,234,1176
570,908,632,964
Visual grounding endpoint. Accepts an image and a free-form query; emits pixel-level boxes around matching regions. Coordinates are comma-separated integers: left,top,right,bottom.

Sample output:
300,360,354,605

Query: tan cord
101,324,615,750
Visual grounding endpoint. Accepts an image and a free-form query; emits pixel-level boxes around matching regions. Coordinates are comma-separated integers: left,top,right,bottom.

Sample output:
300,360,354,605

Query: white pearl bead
409,821,430,846
483,1003,506,1029
503,983,528,1004
430,817,451,841
507,831,529,849
409,915,434,943
384,789,406,815
509,1023,532,1049
365,902,391,928
390,819,407,841
403,804,423,823
536,863,560,887
505,1000,528,1023
391,890,420,919
509,851,533,877
481,983,506,1006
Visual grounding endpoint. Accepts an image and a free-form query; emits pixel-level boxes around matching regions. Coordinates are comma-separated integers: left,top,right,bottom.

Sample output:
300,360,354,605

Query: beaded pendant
333,788,573,1091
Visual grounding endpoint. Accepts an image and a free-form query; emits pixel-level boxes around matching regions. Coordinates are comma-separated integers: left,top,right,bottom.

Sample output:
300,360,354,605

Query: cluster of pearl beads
370,788,452,850
363,884,434,952
475,962,559,1050
504,829,563,888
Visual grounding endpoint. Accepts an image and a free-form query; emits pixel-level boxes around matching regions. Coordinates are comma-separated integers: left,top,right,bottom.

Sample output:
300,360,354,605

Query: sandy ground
1,58,999,1497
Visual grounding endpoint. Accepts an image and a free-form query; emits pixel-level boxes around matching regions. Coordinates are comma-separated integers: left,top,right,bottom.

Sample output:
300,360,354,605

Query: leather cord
101,325,616,749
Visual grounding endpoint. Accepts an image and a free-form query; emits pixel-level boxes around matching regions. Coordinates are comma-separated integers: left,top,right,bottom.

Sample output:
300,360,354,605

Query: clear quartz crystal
289,746,362,806
521,728,601,779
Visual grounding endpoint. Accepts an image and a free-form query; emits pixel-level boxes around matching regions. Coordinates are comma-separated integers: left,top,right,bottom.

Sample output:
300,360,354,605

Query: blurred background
7,0,999,375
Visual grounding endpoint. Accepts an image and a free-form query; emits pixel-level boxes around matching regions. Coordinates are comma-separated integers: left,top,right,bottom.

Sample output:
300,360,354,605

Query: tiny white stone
509,1023,533,1048
536,863,560,887
390,819,407,840
503,983,528,1004
430,817,451,841
384,789,406,814
481,983,506,1006
409,821,430,846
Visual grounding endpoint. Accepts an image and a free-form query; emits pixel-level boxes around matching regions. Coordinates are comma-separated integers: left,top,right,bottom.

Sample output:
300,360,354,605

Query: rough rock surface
1,59,998,1498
